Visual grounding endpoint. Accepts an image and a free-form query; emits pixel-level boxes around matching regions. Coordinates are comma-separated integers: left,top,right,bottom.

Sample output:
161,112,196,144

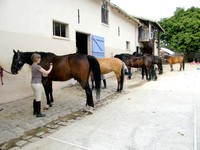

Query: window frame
53,20,69,39
101,2,109,25
126,41,130,51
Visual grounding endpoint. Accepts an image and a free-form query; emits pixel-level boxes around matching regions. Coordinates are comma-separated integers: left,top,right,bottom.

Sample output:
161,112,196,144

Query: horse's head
11,50,25,74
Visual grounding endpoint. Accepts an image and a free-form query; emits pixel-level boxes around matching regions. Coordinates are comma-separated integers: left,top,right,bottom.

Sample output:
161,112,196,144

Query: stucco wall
0,0,138,103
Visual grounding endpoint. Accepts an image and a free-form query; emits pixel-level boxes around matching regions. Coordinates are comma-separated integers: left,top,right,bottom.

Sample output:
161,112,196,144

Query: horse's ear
13,49,17,54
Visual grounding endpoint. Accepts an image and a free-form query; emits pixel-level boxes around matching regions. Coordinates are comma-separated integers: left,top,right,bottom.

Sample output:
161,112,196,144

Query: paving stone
22,136,32,140
15,140,27,147
28,137,41,143
0,131,17,144
0,143,8,150
36,132,45,137
8,146,21,150
57,121,68,126
10,127,24,137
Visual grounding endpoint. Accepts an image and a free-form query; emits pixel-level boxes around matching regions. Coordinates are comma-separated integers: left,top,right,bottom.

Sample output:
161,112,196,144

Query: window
101,2,109,24
118,26,120,36
78,9,80,24
126,41,130,50
53,21,69,38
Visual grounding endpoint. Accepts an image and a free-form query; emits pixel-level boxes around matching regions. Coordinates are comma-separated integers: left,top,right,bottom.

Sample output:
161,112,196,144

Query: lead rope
0,67,13,85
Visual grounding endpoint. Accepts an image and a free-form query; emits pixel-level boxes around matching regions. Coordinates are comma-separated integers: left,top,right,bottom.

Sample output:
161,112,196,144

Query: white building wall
0,0,139,103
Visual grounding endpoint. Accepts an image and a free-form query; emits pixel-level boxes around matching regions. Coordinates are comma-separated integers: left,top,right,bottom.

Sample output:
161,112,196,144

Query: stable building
0,0,141,103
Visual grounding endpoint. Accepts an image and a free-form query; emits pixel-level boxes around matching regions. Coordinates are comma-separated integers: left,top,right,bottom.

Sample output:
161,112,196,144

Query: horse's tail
120,62,125,91
87,55,101,101
182,55,185,71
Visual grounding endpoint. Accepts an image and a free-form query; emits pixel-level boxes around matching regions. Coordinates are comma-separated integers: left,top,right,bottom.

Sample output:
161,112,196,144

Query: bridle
16,50,23,70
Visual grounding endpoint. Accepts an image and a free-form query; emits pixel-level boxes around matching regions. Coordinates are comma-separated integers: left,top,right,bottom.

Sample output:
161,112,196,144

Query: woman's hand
43,74,48,77
50,63,53,68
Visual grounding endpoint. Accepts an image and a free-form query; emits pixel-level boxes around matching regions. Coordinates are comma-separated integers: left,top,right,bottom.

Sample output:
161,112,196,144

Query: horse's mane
22,51,56,58
34,51,56,57
19,51,57,65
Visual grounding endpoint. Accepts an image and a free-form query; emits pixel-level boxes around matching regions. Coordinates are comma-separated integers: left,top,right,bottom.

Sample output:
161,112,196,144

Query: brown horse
11,50,101,109
91,58,124,92
163,55,185,71
114,53,154,80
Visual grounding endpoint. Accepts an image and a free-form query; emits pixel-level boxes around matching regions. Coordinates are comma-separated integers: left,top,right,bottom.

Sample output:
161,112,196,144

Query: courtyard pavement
0,68,146,149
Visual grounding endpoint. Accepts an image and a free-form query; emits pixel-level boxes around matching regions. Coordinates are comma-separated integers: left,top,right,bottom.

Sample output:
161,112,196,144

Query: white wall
0,0,139,103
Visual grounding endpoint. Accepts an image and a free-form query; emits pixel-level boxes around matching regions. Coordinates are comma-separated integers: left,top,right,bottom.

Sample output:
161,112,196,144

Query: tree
159,7,200,54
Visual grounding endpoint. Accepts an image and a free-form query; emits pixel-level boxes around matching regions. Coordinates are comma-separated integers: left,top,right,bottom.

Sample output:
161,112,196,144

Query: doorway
76,32,88,55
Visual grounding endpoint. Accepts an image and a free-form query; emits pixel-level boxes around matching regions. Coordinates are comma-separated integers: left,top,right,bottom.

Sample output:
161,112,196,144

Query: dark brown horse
11,50,101,109
114,53,154,80
163,55,185,71
133,52,163,74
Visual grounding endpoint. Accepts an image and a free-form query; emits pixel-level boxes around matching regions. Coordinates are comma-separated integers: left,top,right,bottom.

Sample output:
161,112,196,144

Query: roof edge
108,2,141,25
133,15,165,33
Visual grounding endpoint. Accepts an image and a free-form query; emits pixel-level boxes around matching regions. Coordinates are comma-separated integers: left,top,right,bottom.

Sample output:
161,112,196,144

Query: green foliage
159,7,200,54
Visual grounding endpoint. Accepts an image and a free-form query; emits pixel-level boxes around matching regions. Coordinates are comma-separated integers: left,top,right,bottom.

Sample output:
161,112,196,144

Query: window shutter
92,35,105,58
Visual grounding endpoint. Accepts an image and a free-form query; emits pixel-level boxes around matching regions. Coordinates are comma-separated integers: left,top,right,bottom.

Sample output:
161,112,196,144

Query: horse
133,52,163,75
11,50,101,109
115,53,154,80
91,58,124,92
163,55,185,71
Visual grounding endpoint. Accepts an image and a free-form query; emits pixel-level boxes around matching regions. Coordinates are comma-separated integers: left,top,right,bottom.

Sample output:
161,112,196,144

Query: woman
31,53,53,117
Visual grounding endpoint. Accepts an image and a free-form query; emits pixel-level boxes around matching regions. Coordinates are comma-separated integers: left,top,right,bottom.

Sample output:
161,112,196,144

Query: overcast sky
111,0,200,21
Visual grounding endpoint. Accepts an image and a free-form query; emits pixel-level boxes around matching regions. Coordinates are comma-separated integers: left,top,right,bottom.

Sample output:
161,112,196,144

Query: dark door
76,32,88,55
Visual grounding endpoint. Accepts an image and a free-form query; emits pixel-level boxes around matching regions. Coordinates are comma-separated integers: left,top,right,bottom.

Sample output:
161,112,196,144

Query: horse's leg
49,81,54,104
42,79,52,108
170,64,173,71
157,64,161,74
180,63,182,71
127,67,132,79
115,72,120,92
146,67,151,81
141,67,145,80
145,67,149,80
79,80,94,108
0,76,3,85
102,79,106,89
101,75,106,89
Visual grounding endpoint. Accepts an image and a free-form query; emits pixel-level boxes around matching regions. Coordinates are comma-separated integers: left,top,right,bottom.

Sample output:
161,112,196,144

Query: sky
111,0,200,21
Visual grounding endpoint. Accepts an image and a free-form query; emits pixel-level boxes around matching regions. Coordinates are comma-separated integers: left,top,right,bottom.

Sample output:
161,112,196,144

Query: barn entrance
76,32,88,55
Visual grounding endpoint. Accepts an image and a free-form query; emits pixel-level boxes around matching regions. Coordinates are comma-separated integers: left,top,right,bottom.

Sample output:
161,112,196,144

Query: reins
0,67,13,85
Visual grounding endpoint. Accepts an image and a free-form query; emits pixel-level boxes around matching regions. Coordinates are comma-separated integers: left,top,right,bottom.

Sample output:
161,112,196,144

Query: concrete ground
1,63,200,150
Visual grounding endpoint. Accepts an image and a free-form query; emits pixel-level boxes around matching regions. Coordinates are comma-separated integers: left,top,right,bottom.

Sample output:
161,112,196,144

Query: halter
16,50,23,70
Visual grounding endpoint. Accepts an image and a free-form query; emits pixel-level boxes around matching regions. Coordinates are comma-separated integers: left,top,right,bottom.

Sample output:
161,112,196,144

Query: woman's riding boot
33,99,36,115
102,79,106,89
36,101,46,117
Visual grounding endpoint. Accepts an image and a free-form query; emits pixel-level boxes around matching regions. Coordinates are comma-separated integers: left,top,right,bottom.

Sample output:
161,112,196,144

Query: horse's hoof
83,106,94,114
116,89,122,93
43,107,49,110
